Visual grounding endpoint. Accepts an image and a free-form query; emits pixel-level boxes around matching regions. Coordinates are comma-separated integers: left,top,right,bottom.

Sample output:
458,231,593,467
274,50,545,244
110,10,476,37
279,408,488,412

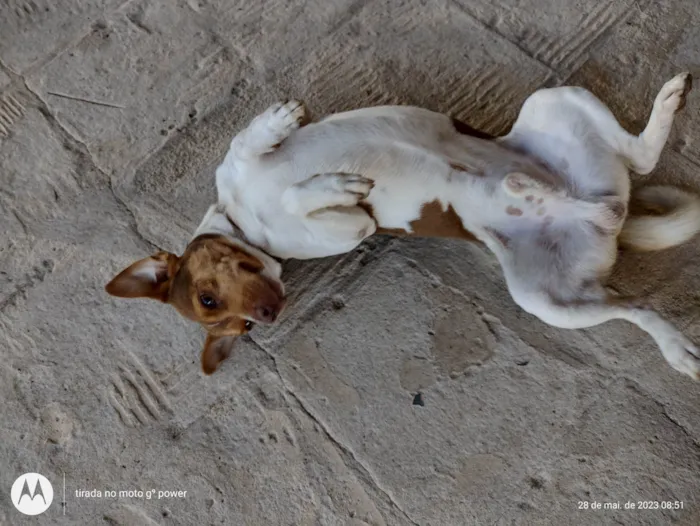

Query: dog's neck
224,213,248,244
192,204,284,276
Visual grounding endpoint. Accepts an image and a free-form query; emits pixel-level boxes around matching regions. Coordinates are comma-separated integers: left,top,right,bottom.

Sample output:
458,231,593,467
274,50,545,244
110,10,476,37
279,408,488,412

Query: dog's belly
265,112,550,233
228,104,626,260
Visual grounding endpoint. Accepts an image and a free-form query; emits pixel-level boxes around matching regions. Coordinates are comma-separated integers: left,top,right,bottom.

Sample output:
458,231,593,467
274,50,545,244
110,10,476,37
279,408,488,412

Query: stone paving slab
0,0,127,73
26,0,253,176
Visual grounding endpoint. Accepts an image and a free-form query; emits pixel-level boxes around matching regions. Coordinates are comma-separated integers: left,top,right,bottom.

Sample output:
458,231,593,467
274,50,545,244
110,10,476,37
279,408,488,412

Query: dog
106,73,700,378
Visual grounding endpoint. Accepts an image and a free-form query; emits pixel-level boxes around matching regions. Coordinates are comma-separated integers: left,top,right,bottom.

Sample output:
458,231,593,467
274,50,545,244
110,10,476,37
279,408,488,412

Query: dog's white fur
195,74,700,379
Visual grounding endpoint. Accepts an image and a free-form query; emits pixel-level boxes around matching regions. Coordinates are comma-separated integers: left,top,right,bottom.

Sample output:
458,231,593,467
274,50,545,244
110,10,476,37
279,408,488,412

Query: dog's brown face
105,234,286,375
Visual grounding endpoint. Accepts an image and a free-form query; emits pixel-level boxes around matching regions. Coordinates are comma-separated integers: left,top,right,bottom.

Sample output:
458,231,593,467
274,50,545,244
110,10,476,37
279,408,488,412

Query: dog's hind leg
503,172,626,234
573,73,692,175
617,73,691,174
513,286,700,380
230,100,307,160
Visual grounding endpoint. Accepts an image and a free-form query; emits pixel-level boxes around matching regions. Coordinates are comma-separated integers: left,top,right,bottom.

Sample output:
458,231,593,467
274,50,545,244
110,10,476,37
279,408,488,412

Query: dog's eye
244,321,254,331
199,294,218,309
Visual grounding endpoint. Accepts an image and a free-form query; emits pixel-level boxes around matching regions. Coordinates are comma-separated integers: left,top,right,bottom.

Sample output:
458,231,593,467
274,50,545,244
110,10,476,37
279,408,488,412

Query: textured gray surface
2,0,700,525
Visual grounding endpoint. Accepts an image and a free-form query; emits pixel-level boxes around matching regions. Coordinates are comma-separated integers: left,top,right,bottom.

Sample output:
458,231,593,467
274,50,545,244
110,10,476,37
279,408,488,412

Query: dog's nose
256,305,277,323
255,299,286,323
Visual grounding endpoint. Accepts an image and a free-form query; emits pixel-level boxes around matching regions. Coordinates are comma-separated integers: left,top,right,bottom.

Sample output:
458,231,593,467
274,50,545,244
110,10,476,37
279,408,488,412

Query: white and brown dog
106,73,700,378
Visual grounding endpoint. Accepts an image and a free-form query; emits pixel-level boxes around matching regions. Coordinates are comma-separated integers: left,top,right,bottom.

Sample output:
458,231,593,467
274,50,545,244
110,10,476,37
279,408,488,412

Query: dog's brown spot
451,118,496,140
537,207,546,216
525,195,534,202
362,200,478,242
506,206,523,216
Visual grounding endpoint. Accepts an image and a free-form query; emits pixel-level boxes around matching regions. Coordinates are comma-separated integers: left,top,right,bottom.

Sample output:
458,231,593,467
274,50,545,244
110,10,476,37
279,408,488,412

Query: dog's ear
105,251,179,302
201,334,236,375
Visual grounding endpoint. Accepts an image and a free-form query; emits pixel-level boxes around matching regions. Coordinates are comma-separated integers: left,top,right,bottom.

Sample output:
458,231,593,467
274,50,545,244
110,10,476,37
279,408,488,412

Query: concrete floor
2,0,700,524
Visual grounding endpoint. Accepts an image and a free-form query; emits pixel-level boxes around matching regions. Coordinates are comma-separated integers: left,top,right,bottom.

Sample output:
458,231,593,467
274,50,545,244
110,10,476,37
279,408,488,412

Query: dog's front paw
311,172,375,201
656,72,692,114
331,173,375,200
282,173,375,216
265,100,307,139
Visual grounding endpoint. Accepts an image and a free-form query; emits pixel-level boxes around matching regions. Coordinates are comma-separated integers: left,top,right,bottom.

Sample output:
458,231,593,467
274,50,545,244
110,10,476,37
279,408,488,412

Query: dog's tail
620,186,700,251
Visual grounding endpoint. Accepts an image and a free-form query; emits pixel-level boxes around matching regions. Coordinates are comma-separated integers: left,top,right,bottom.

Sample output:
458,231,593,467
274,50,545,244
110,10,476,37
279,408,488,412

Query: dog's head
105,210,285,375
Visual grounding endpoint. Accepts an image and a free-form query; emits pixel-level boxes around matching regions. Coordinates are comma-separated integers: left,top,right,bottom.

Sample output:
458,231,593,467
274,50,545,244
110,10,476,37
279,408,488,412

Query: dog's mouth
205,317,258,335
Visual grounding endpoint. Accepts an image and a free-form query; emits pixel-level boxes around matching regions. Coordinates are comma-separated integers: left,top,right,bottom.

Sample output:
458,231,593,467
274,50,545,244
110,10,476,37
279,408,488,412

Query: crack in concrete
21,78,164,253
250,339,421,526
10,208,30,237
660,408,700,450
0,56,17,78
624,379,700,451
449,0,559,79
106,181,166,252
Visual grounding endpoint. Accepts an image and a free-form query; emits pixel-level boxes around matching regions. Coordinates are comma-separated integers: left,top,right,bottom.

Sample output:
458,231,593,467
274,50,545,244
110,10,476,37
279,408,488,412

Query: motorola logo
11,473,54,515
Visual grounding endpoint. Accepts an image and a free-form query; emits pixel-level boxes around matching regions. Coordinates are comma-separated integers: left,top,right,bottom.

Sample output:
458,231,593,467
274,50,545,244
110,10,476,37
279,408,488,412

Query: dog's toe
339,174,374,199
267,100,307,133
